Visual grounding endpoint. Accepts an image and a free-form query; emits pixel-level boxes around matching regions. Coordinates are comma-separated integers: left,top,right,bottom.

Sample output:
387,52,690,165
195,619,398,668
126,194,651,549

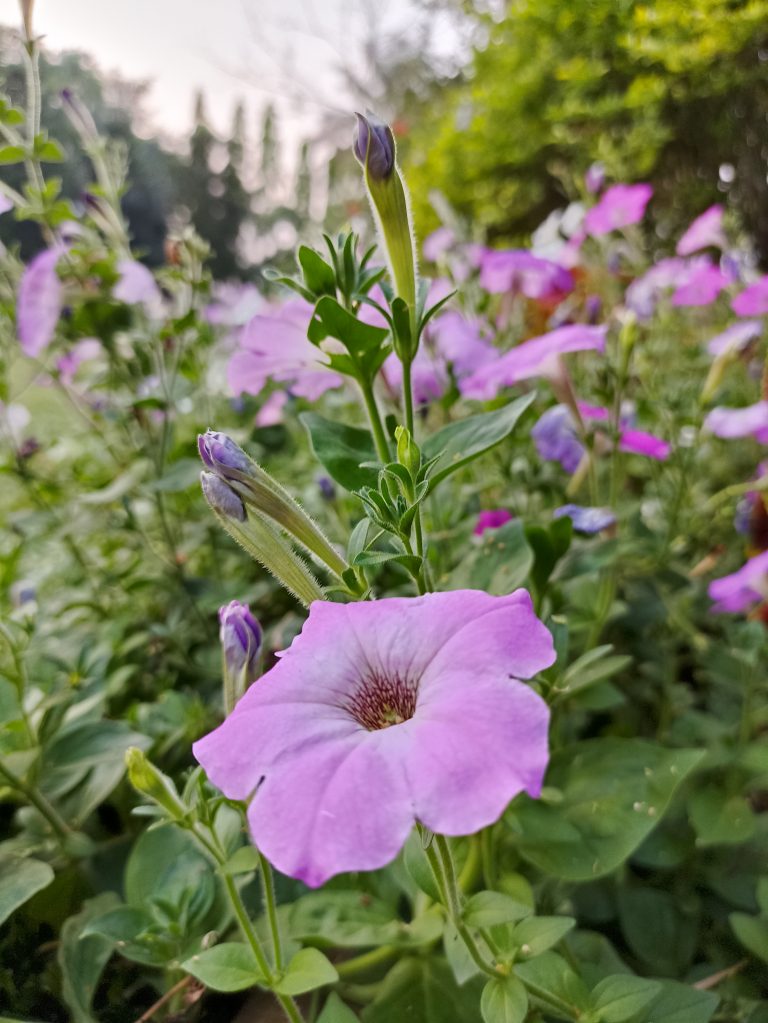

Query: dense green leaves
181,943,267,992
511,740,704,880
0,856,54,927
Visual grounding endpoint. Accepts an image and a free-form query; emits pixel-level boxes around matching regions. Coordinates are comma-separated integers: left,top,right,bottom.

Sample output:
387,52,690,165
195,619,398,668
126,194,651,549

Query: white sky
0,0,449,146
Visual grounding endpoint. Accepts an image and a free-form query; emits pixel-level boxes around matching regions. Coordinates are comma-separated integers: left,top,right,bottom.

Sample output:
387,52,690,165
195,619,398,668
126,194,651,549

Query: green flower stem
335,944,399,979
258,852,285,972
401,358,429,591
420,830,497,980
359,380,391,464
192,826,304,1023
0,760,72,845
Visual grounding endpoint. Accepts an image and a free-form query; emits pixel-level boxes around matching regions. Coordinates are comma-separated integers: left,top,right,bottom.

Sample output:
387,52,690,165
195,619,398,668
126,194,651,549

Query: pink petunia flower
473,509,513,535
574,403,670,461
670,259,728,307
228,300,344,401
57,337,102,384
732,276,768,317
113,259,162,307
706,320,763,357
17,244,67,357
676,205,726,256
461,324,607,401
255,390,289,427
193,590,554,886
704,402,768,443
583,184,653,237
422,226,456,262
479,249,573,300
708,550,768,613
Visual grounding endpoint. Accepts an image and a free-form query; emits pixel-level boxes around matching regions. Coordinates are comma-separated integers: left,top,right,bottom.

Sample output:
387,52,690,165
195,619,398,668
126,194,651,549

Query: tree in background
404,0,768,260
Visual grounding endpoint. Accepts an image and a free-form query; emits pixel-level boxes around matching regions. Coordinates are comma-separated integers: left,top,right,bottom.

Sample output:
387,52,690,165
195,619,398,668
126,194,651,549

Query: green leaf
402,830,441,903
299,245,337,296
511,739,704,880
631,981,718,1023
481,975,528,1023
617,888,697,976
275,947,338,995
308,296,389,355
464,891,533,928
424,392,536,488
0,855,54,927
730,912,768,964
318,993,360,1023
362,958,484,1023
182,943,266,992
58,893,120,1023
222,845,261,876
0,145,25,164
514,952,591,1020
555,646,632,702
353,550,423,575
35,139,65,162
290,891,401,948
81,906,154,944
689,786,755,846
301,412,378,492
512,916,575,958
444,519,533,595
590,975,661,1022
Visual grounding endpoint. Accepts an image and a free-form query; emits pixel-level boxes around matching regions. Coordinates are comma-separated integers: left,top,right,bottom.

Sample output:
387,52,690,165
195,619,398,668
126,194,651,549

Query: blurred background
1,0,767,273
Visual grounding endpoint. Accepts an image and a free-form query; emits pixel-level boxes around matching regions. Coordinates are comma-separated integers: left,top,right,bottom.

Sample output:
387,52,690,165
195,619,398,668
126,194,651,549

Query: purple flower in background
554,504,616,534
316,475,336,501
532,405,585,472
704,402,768,443
17,245,66,357
584,184,653,237
473,509,513,535
676,205,726,256
479,249,574,300
732,276,768,317
194,590,554,886
219,600,263,685
670,259,728,307
113,259,162,307
205,282,263,328
432,311,496,379
383,348,446,406
461,324,607,401
423,226,456,262
0,194,13,215
625,257,688,319
255,391,288,428
706,320,762,357
708,550,768,613
228,300,344,401
57,337,101,384
584,162,605,195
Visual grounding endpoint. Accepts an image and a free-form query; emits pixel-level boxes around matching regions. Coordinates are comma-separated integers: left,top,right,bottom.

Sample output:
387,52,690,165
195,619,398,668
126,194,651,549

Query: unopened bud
201,471,246,522
353,112,395,182
125,747,187,820
220,600,262,712
395,425,420,479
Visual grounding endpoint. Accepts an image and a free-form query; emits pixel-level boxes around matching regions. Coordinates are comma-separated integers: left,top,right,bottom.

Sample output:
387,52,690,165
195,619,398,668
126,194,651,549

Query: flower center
346,670,419,731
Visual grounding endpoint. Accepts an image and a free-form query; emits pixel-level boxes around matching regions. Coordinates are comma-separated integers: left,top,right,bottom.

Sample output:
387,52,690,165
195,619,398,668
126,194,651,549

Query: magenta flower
706,320,762,357
704,402,768,443
17,245,66,357
473,509,513,535
193,590,554,886
113,259,162,307
670,259,728,307
618,429,670,460
57,337,101,384
708,550,768,613
423,226,455,262
676,205,726,256
228,300,344,401
584,183,653,237
732,276,768,317
461,324,607,401
625,257,688,319
479,249,573,300
255,391,289,427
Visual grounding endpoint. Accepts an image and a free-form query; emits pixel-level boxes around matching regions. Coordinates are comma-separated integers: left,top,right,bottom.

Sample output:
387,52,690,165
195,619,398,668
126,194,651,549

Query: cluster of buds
199,430,354,605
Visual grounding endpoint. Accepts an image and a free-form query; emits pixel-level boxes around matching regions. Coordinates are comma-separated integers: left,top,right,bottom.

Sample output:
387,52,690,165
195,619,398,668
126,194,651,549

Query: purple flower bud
316,474,336,501
201,471,246,521
353,112,395,181
554,504,616,534
198,430,252,479
219,600,262,683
